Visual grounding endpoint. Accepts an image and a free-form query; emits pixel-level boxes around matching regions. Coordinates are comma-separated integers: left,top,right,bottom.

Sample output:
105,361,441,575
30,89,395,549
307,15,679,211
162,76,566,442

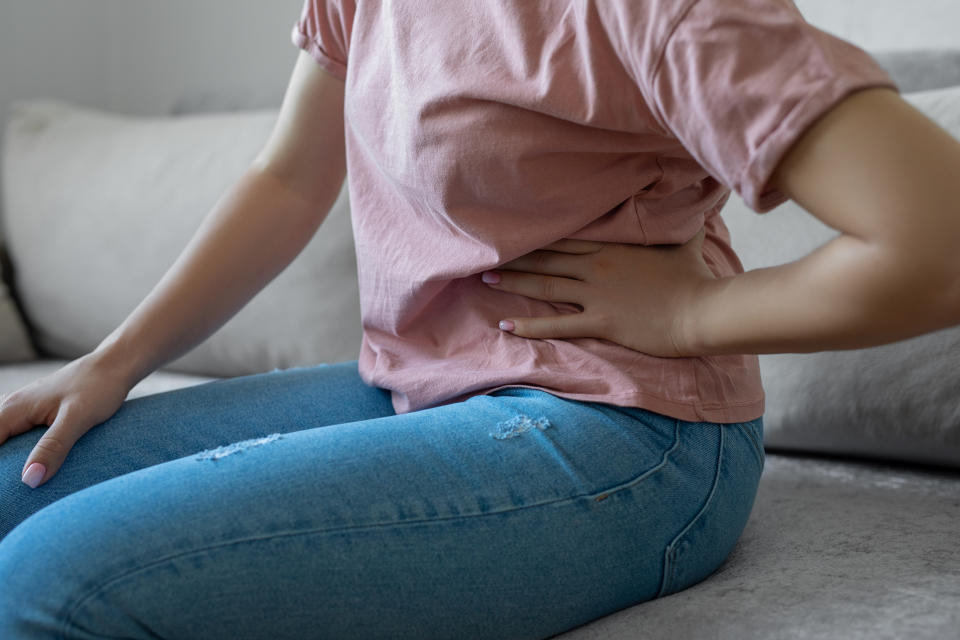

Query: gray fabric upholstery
2,100,362,377
0,360,216,401
0,229,35,363
560,454,960,639
874,49,960,93
0,290,34,363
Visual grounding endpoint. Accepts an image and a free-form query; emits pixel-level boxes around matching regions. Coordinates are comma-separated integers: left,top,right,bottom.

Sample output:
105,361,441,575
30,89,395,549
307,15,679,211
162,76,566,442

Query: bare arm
1,51,347,487
683,87,960,355
96,51,348,386
485,87,960,357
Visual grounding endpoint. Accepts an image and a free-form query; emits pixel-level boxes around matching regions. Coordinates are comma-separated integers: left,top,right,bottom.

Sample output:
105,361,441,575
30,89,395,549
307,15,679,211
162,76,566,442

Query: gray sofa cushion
2,100,362,377
0,236,35,363
559,453,960,639
0,284,34,364
0,359,216,401
721,84,960,468
873,49,960,93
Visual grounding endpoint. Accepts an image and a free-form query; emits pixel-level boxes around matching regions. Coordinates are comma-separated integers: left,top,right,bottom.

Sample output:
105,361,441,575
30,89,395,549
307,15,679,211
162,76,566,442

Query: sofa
1,46,959,639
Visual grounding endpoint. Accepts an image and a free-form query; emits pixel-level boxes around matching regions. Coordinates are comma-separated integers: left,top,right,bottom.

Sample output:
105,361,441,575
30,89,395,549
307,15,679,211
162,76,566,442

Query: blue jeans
0,361,764,639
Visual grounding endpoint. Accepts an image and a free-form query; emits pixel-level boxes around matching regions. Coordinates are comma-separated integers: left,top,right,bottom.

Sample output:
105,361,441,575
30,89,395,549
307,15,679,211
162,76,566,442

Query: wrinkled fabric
291,0,897,421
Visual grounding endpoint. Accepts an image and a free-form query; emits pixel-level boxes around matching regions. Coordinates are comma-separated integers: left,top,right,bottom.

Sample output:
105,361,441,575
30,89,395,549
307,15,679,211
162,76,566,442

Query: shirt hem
456,383,765,425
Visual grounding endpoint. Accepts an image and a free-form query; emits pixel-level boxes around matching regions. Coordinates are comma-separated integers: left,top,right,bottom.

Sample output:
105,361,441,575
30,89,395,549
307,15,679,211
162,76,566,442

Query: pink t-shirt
292,0,897,422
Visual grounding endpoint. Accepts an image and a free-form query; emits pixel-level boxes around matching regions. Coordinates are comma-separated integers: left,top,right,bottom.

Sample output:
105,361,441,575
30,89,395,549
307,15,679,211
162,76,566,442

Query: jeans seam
657,425,725,598
61,421,684,631
736,421,765,471
592,419,682,503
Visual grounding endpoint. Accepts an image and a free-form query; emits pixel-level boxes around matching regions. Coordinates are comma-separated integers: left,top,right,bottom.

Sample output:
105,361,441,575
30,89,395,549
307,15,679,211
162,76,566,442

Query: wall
0,0,303,239
0,0,303,122
796,0,960,53
1,0,957,126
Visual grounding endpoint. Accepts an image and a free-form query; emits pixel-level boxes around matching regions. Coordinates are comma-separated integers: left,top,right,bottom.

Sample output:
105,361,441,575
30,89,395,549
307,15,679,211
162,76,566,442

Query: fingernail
481,271,501,285
22,462,46,489
499,320,515,331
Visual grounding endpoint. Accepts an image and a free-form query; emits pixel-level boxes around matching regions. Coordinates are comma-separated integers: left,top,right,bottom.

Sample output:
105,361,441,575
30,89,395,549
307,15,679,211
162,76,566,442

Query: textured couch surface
562,455,960,639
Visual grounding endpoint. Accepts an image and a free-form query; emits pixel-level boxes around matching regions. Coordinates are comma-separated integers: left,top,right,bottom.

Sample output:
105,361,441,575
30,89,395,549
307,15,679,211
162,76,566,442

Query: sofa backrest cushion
872,49,960,93
720,83,960,468
0,245,36,363
2,100,361,376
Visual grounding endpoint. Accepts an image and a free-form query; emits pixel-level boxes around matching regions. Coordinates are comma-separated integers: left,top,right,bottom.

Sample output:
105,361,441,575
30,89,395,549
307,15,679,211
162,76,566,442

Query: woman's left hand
481,227,717,358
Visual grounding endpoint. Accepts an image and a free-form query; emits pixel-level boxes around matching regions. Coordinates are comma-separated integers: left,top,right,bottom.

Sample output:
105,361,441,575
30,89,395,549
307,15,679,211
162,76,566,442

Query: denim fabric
0,361,763,639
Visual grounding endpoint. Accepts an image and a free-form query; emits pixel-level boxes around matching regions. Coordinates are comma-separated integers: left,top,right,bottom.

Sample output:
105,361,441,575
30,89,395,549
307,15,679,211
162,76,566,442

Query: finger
537,238,606,254
21,405,80,488
0,392,36,446
487,271,585,304
497,250,591,279
499,312,599,341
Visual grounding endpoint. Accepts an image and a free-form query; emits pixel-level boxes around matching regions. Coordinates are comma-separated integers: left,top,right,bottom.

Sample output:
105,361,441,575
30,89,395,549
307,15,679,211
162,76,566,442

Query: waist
357,313,764,423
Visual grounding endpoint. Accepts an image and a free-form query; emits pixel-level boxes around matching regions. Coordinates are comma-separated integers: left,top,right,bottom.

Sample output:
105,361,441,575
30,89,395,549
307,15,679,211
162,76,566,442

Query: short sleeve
637,0,899,212
291,0,354,81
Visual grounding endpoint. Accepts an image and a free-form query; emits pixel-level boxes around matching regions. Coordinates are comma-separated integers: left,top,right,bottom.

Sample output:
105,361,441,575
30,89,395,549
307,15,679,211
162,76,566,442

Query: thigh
0,388,763,640
0,361,394,537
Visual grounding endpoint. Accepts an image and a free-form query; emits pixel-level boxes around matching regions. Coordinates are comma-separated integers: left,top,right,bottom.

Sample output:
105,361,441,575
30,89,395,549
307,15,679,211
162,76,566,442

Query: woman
1,0,958,637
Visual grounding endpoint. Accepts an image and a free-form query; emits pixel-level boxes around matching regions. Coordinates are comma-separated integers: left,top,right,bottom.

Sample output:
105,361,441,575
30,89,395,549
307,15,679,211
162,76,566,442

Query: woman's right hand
0,351,134,489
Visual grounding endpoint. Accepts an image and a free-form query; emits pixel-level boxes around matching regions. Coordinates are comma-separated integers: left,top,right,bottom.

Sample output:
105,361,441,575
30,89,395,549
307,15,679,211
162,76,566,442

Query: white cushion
0,288,35,363
2,100,361,376
720,85,960,467
0,360,217,400
0,237,36,363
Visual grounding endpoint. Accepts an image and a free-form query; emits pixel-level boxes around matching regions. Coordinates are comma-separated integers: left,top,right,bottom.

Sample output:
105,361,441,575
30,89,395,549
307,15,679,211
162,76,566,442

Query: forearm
93,166,338,387
684,232,960,355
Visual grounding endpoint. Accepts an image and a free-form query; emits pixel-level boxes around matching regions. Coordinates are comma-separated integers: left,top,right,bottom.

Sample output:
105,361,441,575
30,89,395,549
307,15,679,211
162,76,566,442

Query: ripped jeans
0,361,764,639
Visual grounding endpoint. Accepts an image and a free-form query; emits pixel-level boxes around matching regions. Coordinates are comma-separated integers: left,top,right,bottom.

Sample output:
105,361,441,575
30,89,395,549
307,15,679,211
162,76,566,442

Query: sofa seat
0,360,218,401
561,453,960,639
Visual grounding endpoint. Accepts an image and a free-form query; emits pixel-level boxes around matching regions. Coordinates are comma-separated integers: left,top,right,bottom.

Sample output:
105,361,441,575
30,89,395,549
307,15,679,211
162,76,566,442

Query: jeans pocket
657,425,762,598
734,418,765,474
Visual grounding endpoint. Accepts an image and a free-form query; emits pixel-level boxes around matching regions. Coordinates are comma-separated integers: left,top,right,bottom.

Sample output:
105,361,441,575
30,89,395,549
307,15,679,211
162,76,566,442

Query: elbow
872,238,960,330
934,266,960,327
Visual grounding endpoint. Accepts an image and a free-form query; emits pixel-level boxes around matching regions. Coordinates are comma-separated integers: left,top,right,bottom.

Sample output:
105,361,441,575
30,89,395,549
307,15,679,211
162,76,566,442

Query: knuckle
1,390,22,409
532,251,550,271
540,277,558,300
62,397,88,416
591,256,615,278
33,434,70,457
593,312,615,336
521,319,548,337
546,318,565,335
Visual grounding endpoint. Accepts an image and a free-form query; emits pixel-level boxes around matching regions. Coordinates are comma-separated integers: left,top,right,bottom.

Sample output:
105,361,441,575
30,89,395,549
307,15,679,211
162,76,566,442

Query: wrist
675,275,726,357
90,333,150,390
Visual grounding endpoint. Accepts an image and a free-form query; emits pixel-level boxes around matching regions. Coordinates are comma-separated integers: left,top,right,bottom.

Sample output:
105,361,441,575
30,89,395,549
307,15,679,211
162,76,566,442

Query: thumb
21,407,79,489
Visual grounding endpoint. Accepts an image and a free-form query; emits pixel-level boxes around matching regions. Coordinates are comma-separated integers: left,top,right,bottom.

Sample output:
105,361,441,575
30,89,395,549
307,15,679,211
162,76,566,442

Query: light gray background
0,0,302,119
1,0,958,122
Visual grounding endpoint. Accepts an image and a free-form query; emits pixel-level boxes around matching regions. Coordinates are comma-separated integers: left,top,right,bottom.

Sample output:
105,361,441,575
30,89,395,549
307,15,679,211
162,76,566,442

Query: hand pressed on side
481,226,716,358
